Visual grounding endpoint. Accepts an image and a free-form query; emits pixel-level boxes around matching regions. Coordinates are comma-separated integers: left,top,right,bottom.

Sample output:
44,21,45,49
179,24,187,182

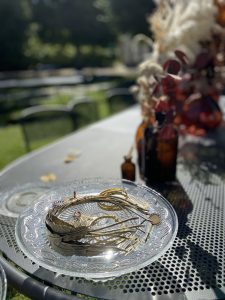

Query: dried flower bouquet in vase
134,52,185,185
133,0,225,185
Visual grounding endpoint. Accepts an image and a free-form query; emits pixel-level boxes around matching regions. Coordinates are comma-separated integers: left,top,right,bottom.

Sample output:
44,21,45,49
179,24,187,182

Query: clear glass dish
15,179,178,280
0,183,51,217
0,263,7,300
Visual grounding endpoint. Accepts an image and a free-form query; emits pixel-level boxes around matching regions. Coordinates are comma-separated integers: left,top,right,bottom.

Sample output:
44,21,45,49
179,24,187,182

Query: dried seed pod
149,213,161,225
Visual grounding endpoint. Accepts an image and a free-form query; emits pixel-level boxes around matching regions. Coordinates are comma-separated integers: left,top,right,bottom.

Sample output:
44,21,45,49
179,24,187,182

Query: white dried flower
139,60,163,78
149,0,220,63
137,76,149,90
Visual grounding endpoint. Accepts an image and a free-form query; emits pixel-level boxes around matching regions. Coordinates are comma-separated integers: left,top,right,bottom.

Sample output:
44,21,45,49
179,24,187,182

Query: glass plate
15,179,178,280
0,263,7,300
0,183,51,217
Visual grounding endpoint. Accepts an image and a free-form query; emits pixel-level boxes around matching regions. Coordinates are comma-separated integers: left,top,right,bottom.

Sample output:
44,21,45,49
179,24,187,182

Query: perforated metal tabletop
0,105,225,300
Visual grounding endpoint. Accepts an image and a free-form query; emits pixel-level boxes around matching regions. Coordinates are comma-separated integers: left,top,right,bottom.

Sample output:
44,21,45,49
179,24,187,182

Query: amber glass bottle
215,0,225,26
135,116,155,179
144,124,158,183
121,156,136,181
144,112,178,185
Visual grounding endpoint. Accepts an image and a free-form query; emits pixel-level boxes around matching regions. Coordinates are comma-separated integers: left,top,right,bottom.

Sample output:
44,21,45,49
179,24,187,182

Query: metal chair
18,105,74,152
67,97,99,129
106,88,136,114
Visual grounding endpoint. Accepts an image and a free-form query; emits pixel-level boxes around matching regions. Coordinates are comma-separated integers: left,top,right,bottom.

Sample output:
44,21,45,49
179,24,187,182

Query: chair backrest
106,88,136,114
67,97,99,129
19,105,74,152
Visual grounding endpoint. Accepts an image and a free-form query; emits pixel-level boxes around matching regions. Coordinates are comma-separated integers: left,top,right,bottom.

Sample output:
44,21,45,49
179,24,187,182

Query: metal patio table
0,104,225,300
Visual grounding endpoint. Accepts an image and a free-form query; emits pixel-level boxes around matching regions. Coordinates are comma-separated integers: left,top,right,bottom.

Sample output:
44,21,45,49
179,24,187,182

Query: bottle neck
155,112,166,128
125,157,131,163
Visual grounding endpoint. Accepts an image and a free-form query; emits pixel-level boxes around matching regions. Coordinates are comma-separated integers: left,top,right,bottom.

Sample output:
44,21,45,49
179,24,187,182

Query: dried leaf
161,75,178,93
174,50,188,65
40,173,57,183
167,73,182,80
154,99,170,113
64,150,81,164
163,59,181,75
64,154,76,164
194,52,210,70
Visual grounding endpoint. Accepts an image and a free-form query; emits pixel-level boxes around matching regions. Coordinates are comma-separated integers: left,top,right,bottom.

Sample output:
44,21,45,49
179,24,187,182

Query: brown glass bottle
215,0,225,26
145,112,178,185
135,116,155,179
121,156,136,181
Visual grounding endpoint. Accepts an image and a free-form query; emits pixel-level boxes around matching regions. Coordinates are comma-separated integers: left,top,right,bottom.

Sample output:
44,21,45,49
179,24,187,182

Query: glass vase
145,120,178,186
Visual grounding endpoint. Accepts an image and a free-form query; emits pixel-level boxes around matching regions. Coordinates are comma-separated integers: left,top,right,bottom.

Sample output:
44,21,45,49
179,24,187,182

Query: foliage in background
32,0,114,46
24,23,77,67
0,0,31,70
108,0,155,35
0,0,155,70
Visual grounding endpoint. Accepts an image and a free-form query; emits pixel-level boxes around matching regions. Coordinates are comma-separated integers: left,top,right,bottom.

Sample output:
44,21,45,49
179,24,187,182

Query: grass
38,93,72,106
6,288,30,300
0,88,109,171
0,126,26,170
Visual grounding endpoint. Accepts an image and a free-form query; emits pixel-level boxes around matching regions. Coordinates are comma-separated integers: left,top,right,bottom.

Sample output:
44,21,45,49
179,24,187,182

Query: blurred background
0,0,156,71
0,0,156,171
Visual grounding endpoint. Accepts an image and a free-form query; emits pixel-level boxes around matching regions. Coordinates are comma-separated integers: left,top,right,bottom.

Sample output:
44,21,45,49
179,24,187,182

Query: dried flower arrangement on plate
45,188,161,256
15,180,178,279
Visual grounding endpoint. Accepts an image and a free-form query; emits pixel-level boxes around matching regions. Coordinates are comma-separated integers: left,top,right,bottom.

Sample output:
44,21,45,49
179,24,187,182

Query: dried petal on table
64,153,76,164
40,173,57,183
63,150,81,164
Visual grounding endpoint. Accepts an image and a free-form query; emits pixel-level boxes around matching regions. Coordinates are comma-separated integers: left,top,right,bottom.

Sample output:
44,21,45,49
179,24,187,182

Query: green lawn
0,88,109,171
0,125,26,170
6,288,30,300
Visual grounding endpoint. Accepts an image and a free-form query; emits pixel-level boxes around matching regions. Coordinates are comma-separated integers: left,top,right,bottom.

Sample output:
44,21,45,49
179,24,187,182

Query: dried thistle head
139,60,163,79
136,53,184,115
149,0,220,63
137,60,164,102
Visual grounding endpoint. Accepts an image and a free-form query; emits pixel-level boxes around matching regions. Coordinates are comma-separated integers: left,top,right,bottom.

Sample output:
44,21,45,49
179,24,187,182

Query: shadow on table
151,180,193,239
187,241,225,299
179,124,225,185
149,179,225,299
170,243,224,299
143,260,189,300
178,124,224,296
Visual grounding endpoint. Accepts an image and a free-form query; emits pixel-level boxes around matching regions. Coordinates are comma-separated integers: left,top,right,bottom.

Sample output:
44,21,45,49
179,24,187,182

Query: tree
31,0,115,67
0,0,31,70
32,0,114,46
108,0,156,36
